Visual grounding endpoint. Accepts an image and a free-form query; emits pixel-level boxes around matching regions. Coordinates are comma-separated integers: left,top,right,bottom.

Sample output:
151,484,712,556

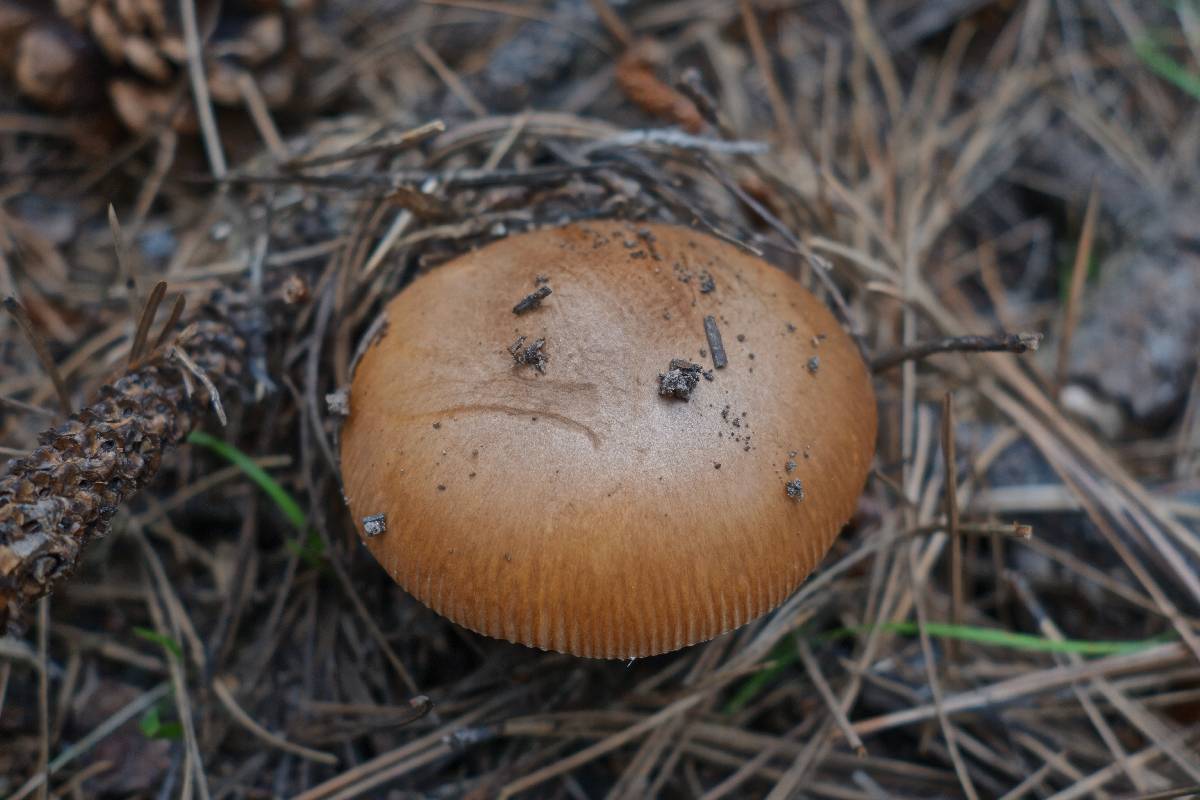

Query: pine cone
0,318,245,633
1,0,311,131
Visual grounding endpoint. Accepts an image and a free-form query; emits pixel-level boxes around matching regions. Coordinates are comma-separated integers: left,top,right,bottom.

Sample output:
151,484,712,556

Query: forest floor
2,1,1200,798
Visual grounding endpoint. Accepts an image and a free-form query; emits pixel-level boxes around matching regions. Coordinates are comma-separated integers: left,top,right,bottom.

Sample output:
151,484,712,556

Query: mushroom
340,221,876,658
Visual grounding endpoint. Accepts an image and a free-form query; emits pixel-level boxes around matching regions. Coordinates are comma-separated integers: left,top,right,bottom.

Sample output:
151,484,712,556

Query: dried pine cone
0,318,245,633
0,0,311,130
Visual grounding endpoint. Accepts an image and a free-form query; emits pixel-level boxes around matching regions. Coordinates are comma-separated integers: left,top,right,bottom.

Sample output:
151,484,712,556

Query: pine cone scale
6,0,311,131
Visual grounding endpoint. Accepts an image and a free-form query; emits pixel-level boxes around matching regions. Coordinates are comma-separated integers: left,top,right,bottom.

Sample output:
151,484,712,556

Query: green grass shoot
139,703,183,740
285,529,328,570
187,430,323,567
132,626,183,660
724,621,1169,714
186,430,308,533
1134,37,1200,100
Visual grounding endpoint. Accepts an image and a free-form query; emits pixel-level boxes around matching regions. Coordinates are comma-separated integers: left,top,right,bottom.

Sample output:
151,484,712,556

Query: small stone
785,480,805,501
807,356,820,374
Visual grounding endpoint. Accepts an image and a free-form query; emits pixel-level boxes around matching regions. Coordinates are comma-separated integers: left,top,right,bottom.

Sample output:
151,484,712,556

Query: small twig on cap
703,315,728,369
870,333,1042,374
512,286,552,315
3,297,72,416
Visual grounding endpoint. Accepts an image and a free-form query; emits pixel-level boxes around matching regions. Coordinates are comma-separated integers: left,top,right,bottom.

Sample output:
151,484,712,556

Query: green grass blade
132,626,183,660
866,621,1164,656
1134,37,1200,100
724,648,793,714
139,704,183,740
285,529,328,569
187,430,307,532
724,622,1169,714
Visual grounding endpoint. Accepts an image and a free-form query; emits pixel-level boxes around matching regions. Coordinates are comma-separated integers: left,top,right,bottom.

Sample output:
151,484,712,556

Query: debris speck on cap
326,388,350,416
807,356,820,374
785,480,805,501
363,513,387,537
658,358,704,400
509,336,547,373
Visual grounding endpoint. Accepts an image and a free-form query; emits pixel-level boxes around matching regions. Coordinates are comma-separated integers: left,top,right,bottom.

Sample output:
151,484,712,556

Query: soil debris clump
658,358,704,400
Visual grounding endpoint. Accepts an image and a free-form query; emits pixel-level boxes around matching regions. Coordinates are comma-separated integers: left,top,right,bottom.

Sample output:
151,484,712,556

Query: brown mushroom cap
341,221,876,658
